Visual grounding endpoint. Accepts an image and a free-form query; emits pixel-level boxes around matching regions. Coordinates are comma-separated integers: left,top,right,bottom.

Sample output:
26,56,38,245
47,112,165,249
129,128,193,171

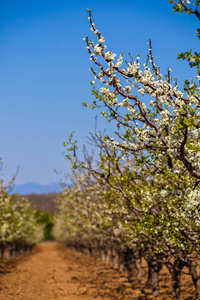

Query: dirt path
0,242,107,300
0,242,196,300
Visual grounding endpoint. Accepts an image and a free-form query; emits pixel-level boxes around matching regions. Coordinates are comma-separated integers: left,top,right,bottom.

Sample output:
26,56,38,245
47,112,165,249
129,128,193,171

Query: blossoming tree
56,1,200,299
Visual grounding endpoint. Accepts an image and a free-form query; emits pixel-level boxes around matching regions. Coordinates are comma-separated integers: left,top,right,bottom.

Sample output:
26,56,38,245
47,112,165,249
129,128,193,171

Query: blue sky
0,0,199,184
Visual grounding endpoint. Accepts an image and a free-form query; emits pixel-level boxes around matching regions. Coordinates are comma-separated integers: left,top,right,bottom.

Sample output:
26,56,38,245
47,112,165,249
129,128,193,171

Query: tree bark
147,259,160,296
171,259,185,300
102,248,110,264
123,248,135,282
187,261,200,300
111,248,118,268
145,249,163,297
135,254,142,282
1,245,5,259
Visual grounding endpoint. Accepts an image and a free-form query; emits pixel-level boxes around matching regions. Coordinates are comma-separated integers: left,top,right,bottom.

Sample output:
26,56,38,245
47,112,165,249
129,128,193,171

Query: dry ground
0,242,196,299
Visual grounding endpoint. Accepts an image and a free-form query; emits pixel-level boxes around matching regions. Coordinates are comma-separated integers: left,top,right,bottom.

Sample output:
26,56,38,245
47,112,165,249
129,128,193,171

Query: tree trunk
101,249,106,262
171,259,185,300
7,246,11,258
11,245,15,257
111,248,118,268
102,248,110,264
187,261,200,300
135,255,142,282
1,246,5,259
195,278,200,300
150,261,160,296
123,248,134,282
118,253,125,272
146,255,162,296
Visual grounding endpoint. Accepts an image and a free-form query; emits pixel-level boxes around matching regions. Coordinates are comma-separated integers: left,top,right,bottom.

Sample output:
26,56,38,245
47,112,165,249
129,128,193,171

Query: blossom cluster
0,179,44,249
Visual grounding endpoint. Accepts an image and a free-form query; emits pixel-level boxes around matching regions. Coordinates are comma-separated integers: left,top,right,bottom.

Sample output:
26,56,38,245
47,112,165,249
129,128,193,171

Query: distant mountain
12,182,61,195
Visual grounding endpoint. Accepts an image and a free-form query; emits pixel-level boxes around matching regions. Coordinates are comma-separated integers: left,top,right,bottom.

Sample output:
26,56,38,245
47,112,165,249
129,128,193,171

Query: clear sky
0,0,199,184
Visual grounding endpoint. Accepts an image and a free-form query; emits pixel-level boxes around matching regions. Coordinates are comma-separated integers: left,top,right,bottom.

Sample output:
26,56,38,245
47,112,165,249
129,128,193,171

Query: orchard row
54,1,200,299
0,177,44,259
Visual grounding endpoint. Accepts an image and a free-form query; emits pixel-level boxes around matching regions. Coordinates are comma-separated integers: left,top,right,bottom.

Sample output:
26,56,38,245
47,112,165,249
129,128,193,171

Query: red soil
0,242,196,299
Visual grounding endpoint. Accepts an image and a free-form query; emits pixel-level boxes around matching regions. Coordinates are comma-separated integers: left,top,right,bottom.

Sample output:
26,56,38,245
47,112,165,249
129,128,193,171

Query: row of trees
54,135,200,298
54,1,200,299
0,175,44,259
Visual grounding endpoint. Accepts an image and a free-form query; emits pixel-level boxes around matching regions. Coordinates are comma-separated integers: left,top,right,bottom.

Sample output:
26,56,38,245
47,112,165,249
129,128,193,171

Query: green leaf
196,28,200,39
